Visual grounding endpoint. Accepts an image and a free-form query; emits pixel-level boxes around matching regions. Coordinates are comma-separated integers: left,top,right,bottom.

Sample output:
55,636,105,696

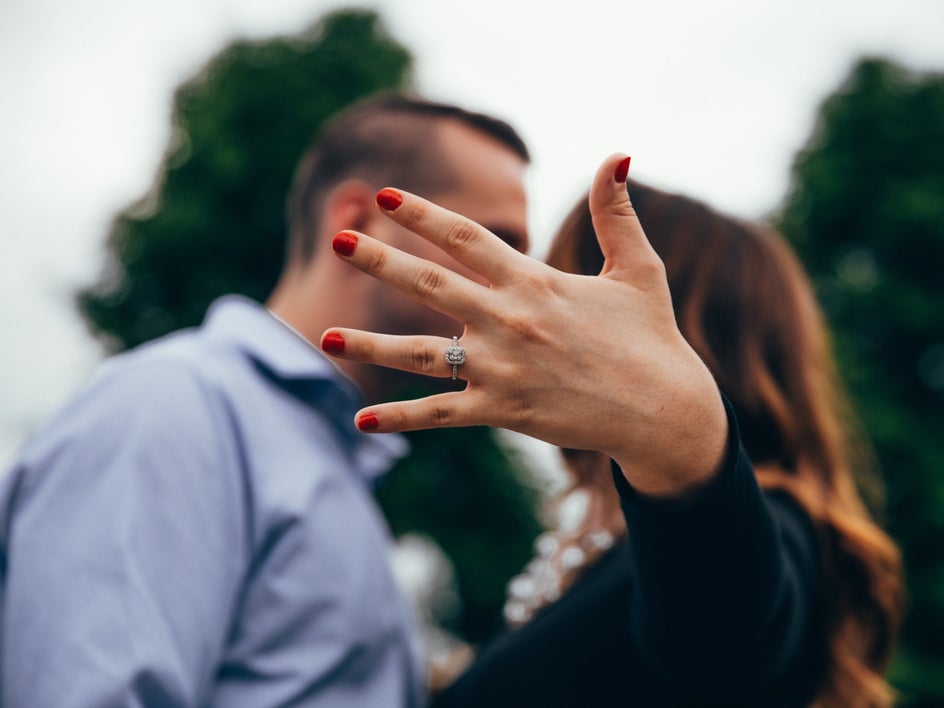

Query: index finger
376,187,525,286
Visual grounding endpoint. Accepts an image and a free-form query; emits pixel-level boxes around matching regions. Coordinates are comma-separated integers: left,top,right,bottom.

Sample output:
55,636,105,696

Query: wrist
612,364,728,500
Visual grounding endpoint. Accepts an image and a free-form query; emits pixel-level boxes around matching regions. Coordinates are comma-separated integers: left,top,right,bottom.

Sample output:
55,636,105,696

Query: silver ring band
444,336,466,381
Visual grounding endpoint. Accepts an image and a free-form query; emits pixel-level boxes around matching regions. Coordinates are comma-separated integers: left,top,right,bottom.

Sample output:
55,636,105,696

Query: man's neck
266,266,373,394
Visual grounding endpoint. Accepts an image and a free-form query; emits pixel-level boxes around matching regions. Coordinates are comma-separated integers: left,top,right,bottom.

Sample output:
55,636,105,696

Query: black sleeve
613,393,821,698
433,396,822,707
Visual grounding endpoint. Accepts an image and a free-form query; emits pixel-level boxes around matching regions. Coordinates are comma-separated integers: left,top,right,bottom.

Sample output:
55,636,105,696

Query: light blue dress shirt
0,296,424,707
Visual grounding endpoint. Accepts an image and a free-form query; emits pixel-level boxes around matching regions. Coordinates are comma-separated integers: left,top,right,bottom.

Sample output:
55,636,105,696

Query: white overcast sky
1,0,943,467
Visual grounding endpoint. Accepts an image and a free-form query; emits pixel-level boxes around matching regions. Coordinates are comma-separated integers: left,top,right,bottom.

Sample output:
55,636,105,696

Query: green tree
79,10,413,348
78,8,542,644
777,57,944,707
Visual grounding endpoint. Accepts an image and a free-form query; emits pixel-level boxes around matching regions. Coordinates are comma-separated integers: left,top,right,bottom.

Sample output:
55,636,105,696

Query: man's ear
322,178,377,235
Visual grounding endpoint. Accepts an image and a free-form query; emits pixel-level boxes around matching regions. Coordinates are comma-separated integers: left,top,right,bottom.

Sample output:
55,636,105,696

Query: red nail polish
332,231,358,256
357,413,379,431
376,188,403,211
321,332,345,355
614,156,631,183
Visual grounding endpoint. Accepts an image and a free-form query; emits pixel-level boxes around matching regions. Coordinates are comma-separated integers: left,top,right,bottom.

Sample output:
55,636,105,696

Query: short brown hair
286,92,529,263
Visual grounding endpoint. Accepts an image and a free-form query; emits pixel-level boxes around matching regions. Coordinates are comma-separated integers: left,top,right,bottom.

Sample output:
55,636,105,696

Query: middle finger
375,187,525,285
332,229,487,322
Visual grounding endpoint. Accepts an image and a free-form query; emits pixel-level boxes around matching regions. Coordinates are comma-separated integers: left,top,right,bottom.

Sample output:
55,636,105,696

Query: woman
321,155,904,706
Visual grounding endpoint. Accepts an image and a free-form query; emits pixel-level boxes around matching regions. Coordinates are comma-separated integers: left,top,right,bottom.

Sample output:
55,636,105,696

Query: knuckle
637,254,667,282
524,270,564,298
443,219,479,252
356,337,375,361
400,200,428,230
597,199,638,221
430,405,453,427
409,342,436,374
411,265,446,298
363,246,388,275
508,393,535,428
505,311,548,346
488,391,535,431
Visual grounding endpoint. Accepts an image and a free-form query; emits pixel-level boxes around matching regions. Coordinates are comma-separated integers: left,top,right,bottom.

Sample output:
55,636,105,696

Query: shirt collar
203,294,343,383
201,295,408,482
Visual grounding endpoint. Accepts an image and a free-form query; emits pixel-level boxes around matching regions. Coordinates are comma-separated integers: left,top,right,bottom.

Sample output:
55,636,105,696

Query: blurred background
1,0,942,704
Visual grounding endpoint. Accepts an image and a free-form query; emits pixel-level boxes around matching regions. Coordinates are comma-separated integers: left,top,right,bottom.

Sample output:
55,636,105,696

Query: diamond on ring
444,336,466,380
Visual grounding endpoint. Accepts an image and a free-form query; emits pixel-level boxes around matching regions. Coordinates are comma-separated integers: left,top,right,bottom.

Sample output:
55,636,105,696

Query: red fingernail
376,188,403,211
332,230,358,256
321,332,345,355
614,156,631,183
357,413,379,431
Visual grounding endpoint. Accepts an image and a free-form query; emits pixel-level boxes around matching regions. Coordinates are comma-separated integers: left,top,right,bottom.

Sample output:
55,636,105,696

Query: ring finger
321,329,472,381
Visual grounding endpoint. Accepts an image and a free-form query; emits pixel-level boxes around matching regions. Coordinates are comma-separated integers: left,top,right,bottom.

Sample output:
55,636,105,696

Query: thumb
588,154,660,279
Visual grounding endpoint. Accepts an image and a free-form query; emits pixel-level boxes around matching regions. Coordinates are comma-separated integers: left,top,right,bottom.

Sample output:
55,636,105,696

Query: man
0,94,530,706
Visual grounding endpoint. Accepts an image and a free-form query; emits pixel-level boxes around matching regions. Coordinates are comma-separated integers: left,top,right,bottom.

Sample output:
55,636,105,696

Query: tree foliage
79,9,413,349
777,57,944,706
77,9,542,644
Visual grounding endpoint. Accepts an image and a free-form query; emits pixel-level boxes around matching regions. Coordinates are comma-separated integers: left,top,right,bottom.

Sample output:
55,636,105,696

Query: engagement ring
444,336,466,380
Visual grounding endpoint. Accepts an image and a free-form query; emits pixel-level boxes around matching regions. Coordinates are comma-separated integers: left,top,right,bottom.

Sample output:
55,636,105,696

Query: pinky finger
355,392,479,433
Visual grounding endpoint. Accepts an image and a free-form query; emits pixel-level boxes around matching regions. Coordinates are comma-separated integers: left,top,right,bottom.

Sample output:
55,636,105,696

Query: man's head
286,93,530,265
269,93,531,400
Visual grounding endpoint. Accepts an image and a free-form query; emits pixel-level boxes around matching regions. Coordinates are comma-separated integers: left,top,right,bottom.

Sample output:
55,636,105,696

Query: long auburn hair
544,181,905,708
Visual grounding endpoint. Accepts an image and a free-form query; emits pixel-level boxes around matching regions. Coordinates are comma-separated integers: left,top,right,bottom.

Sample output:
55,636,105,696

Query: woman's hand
323,154,727,498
